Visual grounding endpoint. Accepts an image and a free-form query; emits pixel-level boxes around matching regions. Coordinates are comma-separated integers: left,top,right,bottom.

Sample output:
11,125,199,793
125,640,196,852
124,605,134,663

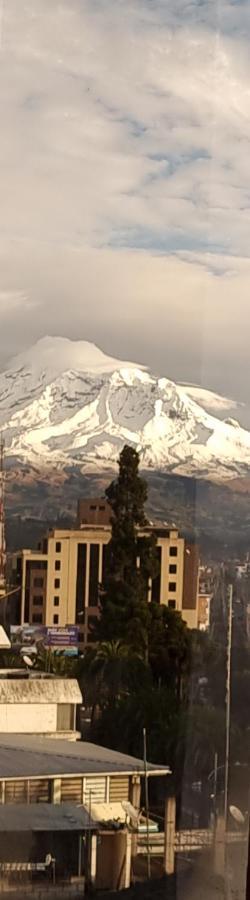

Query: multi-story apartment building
10,507,199,646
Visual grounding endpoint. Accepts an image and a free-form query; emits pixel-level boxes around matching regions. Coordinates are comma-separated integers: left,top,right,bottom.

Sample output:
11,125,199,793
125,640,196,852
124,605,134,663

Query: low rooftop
0,679,82,704
0,803,96,832
0,735,170,779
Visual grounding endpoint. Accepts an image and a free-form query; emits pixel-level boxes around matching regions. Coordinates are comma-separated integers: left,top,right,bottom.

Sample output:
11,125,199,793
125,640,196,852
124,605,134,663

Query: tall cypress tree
94,445,158,655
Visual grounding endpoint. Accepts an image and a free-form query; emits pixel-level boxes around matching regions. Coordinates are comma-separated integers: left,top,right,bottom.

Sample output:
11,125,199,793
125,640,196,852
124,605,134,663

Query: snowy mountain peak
0,337,250,484
6,336,142,379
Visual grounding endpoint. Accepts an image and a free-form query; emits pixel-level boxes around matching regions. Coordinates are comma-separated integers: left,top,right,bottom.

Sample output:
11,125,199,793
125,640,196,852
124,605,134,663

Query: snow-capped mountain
0,335,249,483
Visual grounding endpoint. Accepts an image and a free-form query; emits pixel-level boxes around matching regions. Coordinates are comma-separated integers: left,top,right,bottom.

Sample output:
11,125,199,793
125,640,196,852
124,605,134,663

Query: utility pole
143,727,151,880
224,583,233,829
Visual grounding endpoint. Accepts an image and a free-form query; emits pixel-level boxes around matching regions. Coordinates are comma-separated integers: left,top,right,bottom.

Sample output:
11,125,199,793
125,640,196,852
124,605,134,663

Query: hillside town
0,444,247,898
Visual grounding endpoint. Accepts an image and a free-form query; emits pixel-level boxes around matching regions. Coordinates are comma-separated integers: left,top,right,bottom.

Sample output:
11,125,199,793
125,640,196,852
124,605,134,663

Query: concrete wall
96,831,131,891
183,543,199,628
182,608,198,629
77,498,111,526
0,703,57,733
0,886,85,899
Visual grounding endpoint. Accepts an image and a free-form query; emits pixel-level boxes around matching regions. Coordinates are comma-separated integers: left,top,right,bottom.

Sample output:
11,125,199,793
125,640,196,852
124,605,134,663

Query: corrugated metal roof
0,679,82,704
0,735,170,779
0,804,96,831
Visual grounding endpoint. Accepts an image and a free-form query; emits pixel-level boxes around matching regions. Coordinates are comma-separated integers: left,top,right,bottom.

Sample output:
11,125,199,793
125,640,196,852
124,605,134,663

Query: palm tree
34,646,77,676
78,640,147,724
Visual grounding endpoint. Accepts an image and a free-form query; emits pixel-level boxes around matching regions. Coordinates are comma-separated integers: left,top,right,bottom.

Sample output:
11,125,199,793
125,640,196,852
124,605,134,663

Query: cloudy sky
0,0,250,401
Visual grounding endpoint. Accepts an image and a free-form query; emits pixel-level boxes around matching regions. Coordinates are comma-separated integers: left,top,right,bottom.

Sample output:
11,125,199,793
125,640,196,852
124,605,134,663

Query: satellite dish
229,805,245,825
22,656,34,668
122,801,139,820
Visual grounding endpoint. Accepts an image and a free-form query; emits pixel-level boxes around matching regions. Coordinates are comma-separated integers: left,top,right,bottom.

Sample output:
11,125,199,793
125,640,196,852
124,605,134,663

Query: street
176,842,248,899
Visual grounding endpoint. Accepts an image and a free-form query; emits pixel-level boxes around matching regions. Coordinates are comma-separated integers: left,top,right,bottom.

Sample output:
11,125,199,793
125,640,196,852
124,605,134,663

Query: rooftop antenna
0,436,6,597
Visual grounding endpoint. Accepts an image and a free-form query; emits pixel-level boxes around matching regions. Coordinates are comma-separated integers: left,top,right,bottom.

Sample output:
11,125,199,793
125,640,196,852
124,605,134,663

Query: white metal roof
0,678,82,704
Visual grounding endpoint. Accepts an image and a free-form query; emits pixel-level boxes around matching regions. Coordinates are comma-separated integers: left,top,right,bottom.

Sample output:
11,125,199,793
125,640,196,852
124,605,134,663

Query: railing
0,854,56,883
137,827,248,856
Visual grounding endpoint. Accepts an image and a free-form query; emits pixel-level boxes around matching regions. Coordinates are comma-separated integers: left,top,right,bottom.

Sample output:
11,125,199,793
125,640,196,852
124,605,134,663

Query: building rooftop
0,735,170,779
0,803,96,832
0,679,82,704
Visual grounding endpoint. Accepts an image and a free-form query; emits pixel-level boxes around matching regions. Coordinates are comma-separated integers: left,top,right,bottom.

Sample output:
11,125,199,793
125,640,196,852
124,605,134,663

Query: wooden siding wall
0,774,132,805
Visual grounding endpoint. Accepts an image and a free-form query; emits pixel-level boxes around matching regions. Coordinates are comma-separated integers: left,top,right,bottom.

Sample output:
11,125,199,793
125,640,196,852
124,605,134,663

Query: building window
34,577,43,587
54,578,60,589
76,543,87,623
57,704,74,732
89,544,100,606
168,600,176,610
169,564,177,574
33,596,43,606
32,613,43,624
54,596,60,607
169,582,176,592
53,614,59,624
170,546,178,557
55,560,61,571
55,541,61,553
90,505,97,511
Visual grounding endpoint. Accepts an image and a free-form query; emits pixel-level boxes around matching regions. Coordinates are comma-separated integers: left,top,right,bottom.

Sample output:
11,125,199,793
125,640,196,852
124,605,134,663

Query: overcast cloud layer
0,0,250,401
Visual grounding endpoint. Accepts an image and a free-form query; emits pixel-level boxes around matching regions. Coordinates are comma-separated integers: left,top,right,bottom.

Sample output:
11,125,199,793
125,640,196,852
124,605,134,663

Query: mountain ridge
0,336,249,484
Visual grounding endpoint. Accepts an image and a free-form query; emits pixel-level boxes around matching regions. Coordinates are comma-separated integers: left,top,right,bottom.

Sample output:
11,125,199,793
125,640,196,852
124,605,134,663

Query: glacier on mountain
0,336,249,483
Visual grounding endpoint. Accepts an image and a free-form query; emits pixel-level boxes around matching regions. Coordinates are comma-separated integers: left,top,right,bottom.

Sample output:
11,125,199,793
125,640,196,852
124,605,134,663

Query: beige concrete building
11,524,199,645
0,670,82,740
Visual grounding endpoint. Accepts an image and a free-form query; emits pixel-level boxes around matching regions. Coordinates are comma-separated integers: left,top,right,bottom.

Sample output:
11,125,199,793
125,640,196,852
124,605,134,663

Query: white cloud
0,290,32,316
0,0,249,397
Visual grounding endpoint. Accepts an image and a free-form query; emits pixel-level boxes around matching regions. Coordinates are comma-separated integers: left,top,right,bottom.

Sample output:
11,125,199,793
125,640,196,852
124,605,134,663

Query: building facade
11,519,199,645
0,671,82,740
0,735,170,891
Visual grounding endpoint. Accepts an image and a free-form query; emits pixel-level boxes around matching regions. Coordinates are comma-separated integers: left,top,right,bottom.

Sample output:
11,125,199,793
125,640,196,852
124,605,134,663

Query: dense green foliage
93,445,158,655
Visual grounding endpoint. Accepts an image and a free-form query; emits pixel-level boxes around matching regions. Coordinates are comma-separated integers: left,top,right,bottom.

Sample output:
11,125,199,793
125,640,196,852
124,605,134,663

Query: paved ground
99,842,248,899
176,842,248,900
